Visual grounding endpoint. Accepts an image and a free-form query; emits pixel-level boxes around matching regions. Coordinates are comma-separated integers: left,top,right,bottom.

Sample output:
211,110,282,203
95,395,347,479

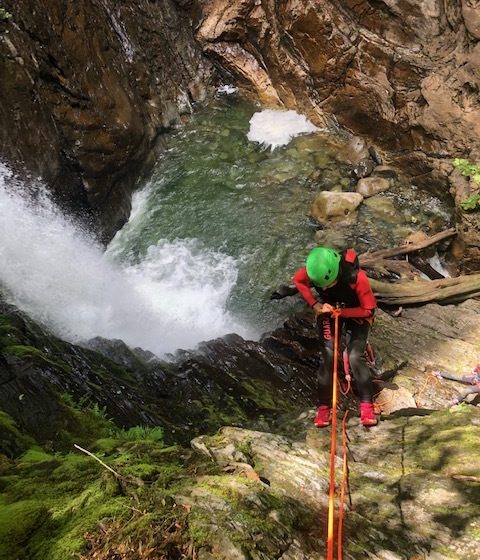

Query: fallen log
359,228,456,267
271,228,480,307
370,274,480,306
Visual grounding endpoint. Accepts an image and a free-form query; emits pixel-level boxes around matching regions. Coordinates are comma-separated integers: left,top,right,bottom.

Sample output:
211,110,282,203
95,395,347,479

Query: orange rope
414,370,440,405
337,410,349,560
339,376,351,396
327,312,340,560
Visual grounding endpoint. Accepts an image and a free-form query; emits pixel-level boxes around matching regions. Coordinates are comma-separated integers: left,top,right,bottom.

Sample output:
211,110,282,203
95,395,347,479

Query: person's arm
339,270,377,319
293,267,317,307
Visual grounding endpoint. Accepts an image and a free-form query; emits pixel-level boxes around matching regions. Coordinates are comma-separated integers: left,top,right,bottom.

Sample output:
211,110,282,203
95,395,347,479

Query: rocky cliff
193,0,480,269
1,295,479,558
0,0,215,242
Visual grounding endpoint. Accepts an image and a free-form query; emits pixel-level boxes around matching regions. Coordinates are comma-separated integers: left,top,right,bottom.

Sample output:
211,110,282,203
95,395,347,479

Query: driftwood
359,228,456,267
357,229,457,282
357,227,480,306
271,228,479,307
370,274,480,306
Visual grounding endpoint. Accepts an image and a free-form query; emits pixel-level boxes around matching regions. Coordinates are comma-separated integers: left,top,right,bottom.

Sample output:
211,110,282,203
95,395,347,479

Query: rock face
0,0,215,242
1,294,480,557
0,299,318,449
194,0,480,168
190,406,480,559
193,0,480,268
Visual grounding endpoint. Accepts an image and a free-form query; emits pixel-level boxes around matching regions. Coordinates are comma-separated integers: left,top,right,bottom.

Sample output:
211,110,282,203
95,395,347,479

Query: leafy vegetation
453,159,480,211
460,193,480,211
0,6,12,20
453,159,480,183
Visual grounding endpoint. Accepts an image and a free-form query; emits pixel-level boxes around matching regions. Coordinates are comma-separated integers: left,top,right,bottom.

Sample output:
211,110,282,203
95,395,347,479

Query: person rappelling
293,246,378,427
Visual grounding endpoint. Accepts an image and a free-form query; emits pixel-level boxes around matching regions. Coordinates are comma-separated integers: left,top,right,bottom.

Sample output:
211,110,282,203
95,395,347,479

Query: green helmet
306,247,341,287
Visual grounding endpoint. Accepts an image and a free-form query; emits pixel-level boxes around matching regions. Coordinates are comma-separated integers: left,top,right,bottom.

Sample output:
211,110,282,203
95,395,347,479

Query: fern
115,425,165,442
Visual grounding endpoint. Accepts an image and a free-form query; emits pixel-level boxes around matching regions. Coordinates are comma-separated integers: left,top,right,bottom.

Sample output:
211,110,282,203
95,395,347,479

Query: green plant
453,159,480,211
460,193,480,211
453,158,480,183
0,7,12,20
114,425,165,442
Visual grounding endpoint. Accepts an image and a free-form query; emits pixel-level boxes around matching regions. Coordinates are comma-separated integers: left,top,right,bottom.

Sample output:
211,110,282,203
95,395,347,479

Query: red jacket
293,266,376,319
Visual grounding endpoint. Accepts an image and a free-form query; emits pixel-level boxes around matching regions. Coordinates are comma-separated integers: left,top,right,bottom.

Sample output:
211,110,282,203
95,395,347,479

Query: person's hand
313,303,333,317
321,303,335,314
313,303,341,318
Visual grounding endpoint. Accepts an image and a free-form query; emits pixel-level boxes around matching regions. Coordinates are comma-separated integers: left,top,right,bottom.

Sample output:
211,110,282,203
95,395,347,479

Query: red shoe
360,402,378,427
314,405,331,428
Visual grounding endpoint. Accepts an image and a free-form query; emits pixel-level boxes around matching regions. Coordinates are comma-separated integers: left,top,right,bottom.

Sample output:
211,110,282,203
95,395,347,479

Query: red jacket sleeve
293,267,317,307
340,270,377,319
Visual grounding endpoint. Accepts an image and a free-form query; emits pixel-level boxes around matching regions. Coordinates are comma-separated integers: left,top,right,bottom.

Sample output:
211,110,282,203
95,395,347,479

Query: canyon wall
194,0,480,269
0,0,215,241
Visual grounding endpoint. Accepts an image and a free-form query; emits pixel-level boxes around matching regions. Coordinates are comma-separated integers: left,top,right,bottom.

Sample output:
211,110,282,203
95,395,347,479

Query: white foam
247,109,319,150
0,163,251,356
427,252,451,278
217,84,237,95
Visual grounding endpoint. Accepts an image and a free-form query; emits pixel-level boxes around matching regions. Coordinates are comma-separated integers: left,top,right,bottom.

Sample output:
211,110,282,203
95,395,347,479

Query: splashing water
247,109,319,150
0,162,250,355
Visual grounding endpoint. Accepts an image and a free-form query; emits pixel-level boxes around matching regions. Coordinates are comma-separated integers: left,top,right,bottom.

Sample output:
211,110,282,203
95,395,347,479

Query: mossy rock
0,499,48,558
0,411,34,459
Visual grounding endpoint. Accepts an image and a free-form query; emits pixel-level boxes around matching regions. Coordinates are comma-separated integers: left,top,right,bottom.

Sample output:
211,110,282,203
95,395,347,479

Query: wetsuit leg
316,316,336,406
345,320,373,402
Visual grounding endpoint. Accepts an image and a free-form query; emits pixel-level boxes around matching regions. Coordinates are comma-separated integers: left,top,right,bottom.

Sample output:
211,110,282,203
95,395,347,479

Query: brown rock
462,0,480,39
356,177,390,198
310,190,363,221
372,166,399,180
0,0,215,242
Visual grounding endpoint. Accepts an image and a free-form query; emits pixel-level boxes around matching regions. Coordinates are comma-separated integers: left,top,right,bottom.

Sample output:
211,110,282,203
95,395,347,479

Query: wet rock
0,298,319,447
310,190,363,221
341,136,370,164
448,169,480,273
368,145,383,165
351,158,376,181
363,195,403,224
356,176,390,198
372,165,399,180
0,0,215,242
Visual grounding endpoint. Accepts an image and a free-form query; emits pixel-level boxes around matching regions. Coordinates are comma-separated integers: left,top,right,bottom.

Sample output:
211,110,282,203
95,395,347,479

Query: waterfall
0,162,250,356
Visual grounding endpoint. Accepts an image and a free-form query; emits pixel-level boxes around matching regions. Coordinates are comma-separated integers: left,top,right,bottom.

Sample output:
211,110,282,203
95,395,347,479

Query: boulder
372,165,399,180
310,190,363,221
351,157,376,180
341,136,370,164
356,176,390,197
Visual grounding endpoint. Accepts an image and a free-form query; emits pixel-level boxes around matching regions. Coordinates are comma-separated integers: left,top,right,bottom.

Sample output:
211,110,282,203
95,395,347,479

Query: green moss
0,410,35,459
406,407,480,474
2,343,71,372
0,499,47,558
241,379,286,411
114,425,164,442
